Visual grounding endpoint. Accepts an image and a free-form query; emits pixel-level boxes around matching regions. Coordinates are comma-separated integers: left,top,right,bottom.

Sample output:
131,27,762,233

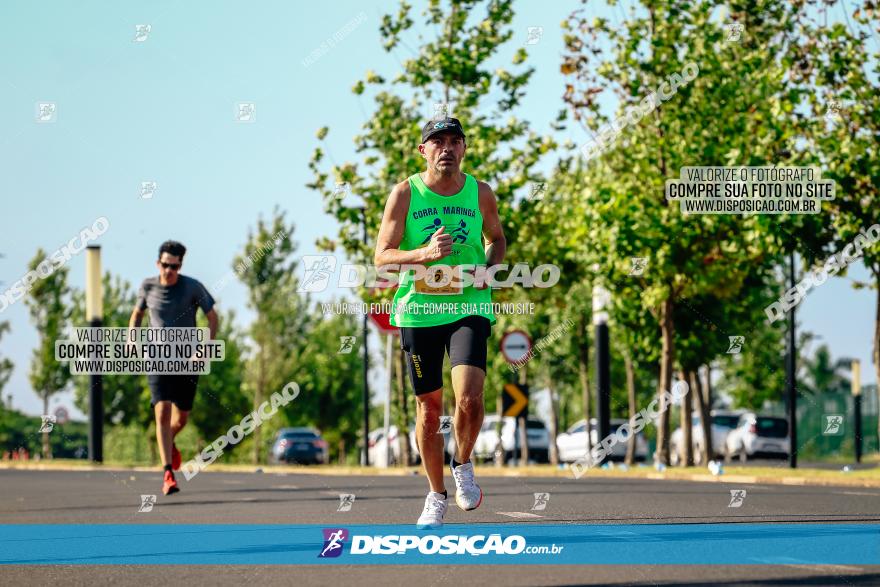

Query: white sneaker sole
455,486,483,511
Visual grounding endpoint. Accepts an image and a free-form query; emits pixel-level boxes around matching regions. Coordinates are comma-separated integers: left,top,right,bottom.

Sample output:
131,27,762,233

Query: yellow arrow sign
503,383,528,417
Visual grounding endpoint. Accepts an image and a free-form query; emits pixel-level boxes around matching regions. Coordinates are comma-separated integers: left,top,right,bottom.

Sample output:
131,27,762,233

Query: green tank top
390,173,496,328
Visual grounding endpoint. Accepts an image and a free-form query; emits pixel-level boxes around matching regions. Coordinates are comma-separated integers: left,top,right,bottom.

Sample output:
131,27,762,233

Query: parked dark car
271,428,328,465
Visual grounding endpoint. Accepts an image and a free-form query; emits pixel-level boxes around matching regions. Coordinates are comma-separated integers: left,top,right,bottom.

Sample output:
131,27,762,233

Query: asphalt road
1,468,878,585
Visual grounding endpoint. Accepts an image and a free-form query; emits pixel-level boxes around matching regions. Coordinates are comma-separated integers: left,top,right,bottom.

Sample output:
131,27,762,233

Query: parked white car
368,425,419,467
556,418,649,463
724,413,790,462
473,415,551,463
670,410,744,465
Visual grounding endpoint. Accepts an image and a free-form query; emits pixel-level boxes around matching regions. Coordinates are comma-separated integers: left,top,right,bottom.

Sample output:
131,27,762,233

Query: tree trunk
577,315,592,456
624,351,637,465
548,386,560,466
396,345,411,466
253,353,266,464
656,297,675,465
691,368,712,464
42,393,51,459
680,370,694,466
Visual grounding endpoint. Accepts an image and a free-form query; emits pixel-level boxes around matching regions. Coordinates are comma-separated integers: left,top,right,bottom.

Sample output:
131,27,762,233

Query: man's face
156,252,182,285
419,132,466,176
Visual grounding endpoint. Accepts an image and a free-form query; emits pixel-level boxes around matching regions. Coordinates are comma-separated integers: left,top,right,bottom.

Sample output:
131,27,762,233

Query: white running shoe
451,460,483,511
416,491,448,529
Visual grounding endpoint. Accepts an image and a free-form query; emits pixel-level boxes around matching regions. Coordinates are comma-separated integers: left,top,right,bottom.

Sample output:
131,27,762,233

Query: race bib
413,243,479,296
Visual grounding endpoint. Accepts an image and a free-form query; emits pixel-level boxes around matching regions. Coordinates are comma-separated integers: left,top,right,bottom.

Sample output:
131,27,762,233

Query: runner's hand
424,226,452,261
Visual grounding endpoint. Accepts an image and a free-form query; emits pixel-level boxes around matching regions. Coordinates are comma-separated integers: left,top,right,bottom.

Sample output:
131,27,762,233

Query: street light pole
85,245,103,463
852,360,862,464
786,250,797,469
360,208,370,466
593,284,611,464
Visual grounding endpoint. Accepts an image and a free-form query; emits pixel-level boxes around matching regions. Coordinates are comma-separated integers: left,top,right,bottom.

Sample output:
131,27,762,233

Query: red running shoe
162,470,180,496
171,443,181,471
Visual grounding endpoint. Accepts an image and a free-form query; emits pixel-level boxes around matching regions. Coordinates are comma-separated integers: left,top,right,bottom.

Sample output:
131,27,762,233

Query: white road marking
496,511,543,519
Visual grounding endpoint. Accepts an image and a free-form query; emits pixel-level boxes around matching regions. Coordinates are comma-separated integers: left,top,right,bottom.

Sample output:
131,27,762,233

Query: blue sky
0,0,874,418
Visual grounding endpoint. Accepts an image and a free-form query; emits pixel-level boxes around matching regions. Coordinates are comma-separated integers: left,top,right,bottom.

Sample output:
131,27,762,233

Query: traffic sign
368,311,399,335
500,330,531,364
502,383,529,417
54,406,69,425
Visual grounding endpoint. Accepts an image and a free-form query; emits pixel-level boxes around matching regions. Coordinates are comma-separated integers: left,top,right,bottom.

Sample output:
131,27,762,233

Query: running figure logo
39,415,56,433
318,528,349,558
437,415,453,434
531,492,550,511
298,255,337,293
338,336,356,354
421,218,443,244
728,489,747,508
823,415,844,435
138,495,157,513
337,494,355,512
450,219,469,243
727,336,745,354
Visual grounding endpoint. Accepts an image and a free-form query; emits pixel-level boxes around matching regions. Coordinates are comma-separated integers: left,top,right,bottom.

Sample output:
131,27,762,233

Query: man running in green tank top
374,117,506,529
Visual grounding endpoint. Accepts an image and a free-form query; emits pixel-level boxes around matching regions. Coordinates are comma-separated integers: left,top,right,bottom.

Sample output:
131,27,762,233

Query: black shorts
148,374,199,411
399,315,491,395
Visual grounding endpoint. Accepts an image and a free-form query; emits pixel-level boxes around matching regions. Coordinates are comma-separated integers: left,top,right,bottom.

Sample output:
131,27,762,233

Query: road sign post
500,331,532,466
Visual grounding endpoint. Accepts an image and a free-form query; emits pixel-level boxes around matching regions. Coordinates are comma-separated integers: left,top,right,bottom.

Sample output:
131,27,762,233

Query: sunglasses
160,262,181,270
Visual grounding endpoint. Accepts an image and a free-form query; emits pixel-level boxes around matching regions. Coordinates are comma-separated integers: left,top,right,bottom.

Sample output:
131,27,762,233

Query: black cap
421,117,466,143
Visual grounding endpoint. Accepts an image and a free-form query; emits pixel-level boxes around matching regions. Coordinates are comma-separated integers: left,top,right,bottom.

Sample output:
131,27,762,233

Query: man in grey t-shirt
130,240,218,496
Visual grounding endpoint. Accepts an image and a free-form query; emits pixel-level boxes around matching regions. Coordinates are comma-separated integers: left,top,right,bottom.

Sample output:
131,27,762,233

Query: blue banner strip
1,524,877,565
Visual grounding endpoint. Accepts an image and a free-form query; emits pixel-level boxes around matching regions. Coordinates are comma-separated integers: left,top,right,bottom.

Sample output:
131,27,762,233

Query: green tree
24,250,72,458
190,308,250,448
807,0,880,447
560,0,827,463
0,321,13,400
236,209,309,463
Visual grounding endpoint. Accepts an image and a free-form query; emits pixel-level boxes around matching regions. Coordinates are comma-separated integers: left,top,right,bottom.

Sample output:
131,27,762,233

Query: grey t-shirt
136,275,215,328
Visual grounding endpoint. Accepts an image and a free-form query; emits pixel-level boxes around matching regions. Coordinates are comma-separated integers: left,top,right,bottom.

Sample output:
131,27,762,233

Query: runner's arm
128,308,144,328
478,181,506,266
375,181,442,268
204,308,219,339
